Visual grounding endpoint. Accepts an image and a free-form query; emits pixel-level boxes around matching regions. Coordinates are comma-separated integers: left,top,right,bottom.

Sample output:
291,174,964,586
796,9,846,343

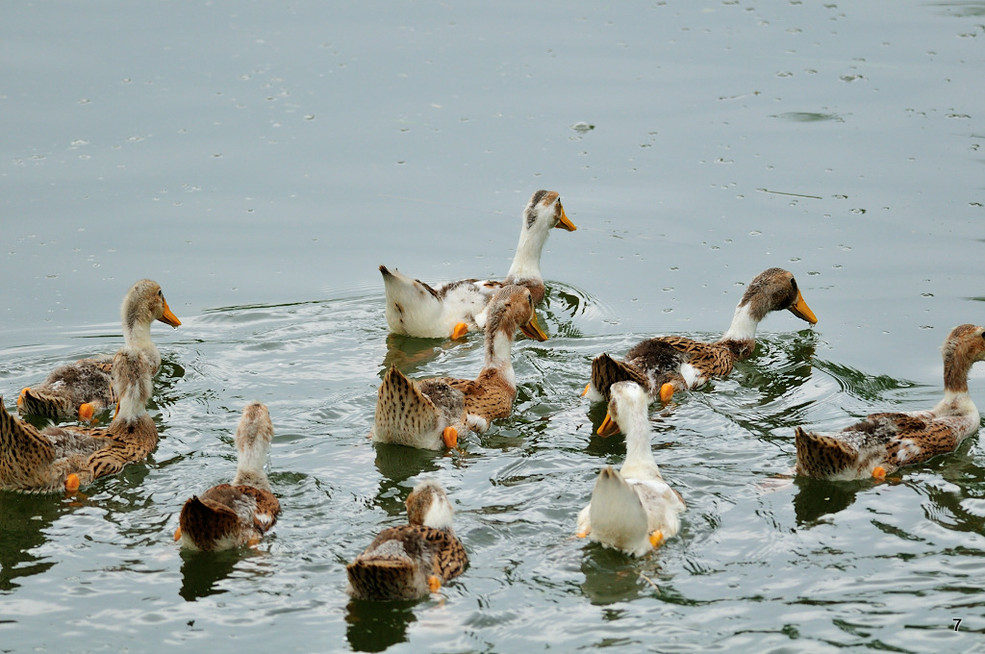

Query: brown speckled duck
0,346,157,493
175,402,280,551
347,479,468,600
18,279,180,422
371,285,548,449
584,268,817,404
796,324,985,481
379,189,575,340
576,382,686,556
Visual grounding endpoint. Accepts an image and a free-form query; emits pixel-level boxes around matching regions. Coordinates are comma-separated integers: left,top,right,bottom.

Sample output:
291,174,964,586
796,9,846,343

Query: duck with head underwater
583,268,817,404
346,479,468,600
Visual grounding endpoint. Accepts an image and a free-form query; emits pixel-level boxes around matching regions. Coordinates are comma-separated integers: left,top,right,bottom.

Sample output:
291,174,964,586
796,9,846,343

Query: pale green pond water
1,1,984,652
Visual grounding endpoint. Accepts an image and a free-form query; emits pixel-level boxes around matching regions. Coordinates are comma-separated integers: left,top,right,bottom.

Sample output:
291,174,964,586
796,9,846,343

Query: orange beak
596,413,620,438
519,312,549,342
787,290,817,325
555,203,577,231
158,297,182,328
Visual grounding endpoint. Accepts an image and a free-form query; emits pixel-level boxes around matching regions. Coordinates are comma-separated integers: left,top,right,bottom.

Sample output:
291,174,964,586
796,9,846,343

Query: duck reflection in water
177,548,243,601
579,545,667,606
345,597,417,653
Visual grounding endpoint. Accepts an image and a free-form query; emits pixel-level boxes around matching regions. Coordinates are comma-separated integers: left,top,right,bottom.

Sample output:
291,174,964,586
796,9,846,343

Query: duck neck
124,320,161,370
481,328,517,388
622,413,658,472
506,223,547,282
943,345,977,393
233,448,271,491
718,303,760,361
113,385,148,423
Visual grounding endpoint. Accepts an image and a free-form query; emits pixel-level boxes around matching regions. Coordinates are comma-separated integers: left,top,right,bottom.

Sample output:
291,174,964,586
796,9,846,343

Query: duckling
371,285,548,449
576,382,686,556
380,189,576,340
584,268,817,404
18,279,181,422
796,324,985,481
347,479,468,600
0,346,157,493
175,402,280,551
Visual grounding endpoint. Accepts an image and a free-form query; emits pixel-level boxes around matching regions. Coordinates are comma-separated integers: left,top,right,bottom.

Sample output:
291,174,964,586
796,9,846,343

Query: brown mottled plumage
176,402,280,551
796,324,985,480
347,480,468,600
371,366,466,450
379,190,576,339
372,285,548,447
0,347,157,493
586,268,817,403
17,279,180,422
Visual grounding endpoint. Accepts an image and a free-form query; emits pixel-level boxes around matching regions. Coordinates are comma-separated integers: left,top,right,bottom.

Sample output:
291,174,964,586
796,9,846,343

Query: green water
2,1,984,652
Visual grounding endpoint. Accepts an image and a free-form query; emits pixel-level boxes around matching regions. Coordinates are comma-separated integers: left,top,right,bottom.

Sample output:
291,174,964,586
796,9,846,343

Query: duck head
597,380,649,437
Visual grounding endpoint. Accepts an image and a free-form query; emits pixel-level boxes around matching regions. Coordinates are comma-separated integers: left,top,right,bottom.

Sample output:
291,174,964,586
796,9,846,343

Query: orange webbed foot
442,426,459,449
451,323,469,340
17,388,29,407
872,466,886,481
78,403,95,422
65,474,81,493
658,383,675,404
649,530,665,548
428,575,442,593
173,527,182,542
580,383,591,397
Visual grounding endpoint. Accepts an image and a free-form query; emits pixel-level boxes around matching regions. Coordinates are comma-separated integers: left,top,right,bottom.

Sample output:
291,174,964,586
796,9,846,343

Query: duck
576,381,686,556
583,267,817,404
796,323,985,481
379,189,576,340
0,346,157,493
174,402,280,551
347,479,468,600
17,279,181,422
371,284,548,449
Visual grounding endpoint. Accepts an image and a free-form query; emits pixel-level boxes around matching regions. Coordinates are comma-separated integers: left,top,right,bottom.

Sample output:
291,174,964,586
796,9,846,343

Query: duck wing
0,400,58,489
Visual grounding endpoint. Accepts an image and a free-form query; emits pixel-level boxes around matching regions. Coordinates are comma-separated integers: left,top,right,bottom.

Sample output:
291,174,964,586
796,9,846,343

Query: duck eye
790,278,798,292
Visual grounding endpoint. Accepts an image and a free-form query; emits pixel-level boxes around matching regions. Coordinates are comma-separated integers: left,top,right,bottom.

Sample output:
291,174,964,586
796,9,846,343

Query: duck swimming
371,285,548,449
576,381,686,556
18,279,180,422
347,479,468,600
0,346,157,493
796,323,985,481
584,268,817,404
175,402,280,551
380,189,575,340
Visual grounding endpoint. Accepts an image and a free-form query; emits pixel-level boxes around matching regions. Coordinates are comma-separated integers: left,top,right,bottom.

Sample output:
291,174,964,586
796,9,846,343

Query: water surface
1,1,984,652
